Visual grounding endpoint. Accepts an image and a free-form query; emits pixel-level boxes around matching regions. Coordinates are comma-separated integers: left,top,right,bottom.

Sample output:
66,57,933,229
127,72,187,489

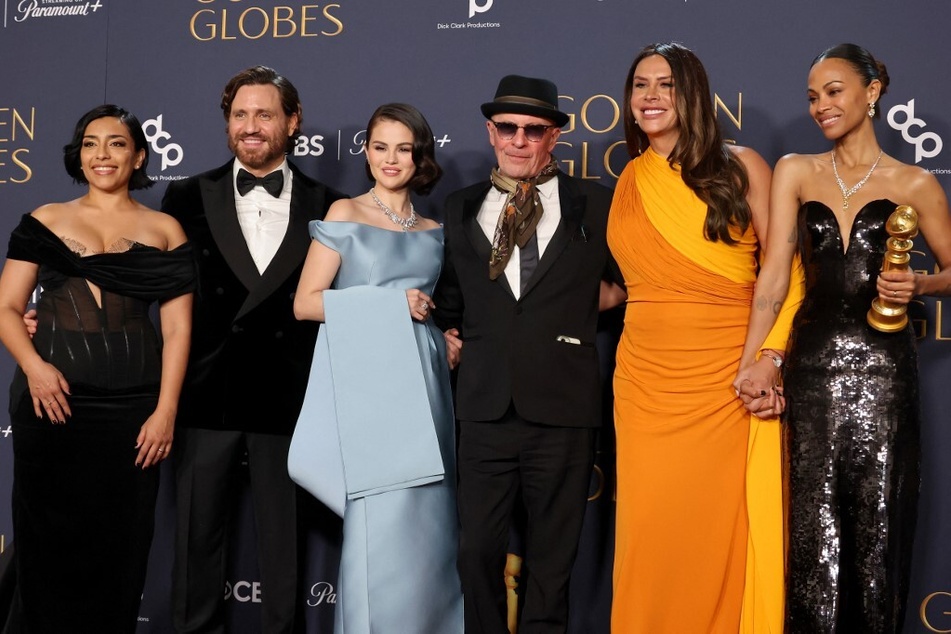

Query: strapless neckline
801,199,896,255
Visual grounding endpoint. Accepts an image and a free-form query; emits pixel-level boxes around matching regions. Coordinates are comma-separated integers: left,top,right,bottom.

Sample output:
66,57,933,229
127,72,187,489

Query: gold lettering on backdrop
714,92,742,131
604,140,627,179
560,95,576,134
588,464,604,501
0,107,35,184
10,149,33,183
273,6,296,37
920,591,951,633
320,4,343,36
238,7,268,39
580,94,620,134
0,107,35,142
190,9,217,40
190,3,344,41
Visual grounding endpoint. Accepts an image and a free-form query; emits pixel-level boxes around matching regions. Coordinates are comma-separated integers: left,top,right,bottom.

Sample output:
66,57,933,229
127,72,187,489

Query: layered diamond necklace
831,149,884,211
370,188,418,231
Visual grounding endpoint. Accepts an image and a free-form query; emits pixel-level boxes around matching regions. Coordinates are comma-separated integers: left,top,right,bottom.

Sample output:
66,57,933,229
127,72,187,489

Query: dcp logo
142,115,183,171
469,0,492,19
887,99,943,164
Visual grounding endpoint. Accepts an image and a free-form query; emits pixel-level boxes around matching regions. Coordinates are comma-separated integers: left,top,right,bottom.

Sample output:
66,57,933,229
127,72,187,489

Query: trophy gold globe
867,205,919,332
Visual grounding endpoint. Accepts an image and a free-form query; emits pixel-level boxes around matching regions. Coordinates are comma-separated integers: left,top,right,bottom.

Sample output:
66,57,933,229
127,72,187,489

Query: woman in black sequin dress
0,105,195,633
737,44,951,632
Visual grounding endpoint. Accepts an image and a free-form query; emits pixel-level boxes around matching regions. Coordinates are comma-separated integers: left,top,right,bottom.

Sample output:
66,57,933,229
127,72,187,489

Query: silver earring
867,102,876,118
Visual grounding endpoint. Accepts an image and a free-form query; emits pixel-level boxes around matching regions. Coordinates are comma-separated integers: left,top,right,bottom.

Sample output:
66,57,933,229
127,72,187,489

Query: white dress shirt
232,159,293,274
477,176,561,299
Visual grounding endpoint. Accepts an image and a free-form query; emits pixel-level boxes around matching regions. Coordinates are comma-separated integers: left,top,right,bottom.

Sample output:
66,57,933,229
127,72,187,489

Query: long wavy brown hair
623,42,751,244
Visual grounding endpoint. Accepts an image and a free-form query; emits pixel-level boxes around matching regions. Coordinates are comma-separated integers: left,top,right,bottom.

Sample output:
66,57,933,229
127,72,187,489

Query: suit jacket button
202,248,211,256
232,324,242,333
514,306,523,315
275,331,284,339
216,287,225,295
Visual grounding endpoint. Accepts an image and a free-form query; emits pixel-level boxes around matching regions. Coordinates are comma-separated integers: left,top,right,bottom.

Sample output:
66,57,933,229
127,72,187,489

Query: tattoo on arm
772,301,783,316
787,227,797,244
756,297,767,311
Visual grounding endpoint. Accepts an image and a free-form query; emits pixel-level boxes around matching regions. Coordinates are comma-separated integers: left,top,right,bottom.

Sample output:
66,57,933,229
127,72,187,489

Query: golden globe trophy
867,205,919,332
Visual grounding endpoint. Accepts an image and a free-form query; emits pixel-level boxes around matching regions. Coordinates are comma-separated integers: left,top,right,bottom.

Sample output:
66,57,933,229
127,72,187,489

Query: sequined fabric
783,200,920,633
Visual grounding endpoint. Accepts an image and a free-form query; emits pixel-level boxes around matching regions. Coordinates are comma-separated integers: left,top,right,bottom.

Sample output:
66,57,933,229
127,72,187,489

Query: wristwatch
760,350,783,368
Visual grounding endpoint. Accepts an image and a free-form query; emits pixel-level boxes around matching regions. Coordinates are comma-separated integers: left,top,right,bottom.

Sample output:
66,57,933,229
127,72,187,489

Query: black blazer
433,174,614,428
161,160,345,435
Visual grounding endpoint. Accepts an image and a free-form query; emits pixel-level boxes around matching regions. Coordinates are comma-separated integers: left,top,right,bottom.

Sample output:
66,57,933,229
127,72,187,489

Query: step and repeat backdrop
1,1,950,632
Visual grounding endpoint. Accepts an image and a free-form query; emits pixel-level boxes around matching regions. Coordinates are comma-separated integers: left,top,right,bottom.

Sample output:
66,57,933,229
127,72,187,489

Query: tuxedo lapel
461,184,516,300
236,165,322,321
203,163,260,291
520,176,586,298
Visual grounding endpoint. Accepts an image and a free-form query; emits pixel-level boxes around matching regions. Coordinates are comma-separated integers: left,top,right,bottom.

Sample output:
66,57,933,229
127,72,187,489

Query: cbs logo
887,99,943,164
142,115,183,172
223,580,262,603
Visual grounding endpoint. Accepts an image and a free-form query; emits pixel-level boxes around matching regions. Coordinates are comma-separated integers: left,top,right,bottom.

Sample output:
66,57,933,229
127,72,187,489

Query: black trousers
456,408,595,634
171,427,302,634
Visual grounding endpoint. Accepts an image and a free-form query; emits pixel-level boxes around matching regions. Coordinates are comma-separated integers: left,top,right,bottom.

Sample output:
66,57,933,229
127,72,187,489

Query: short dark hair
63,104,153,190
812,43,890,119
221,65,302,150
364,103,443,196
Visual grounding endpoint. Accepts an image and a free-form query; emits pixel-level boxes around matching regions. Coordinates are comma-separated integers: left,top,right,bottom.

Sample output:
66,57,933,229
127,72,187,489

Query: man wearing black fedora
434,74,621,632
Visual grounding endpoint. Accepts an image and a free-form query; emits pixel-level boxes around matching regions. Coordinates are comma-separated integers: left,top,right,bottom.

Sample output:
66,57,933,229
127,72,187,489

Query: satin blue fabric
288,221,463,633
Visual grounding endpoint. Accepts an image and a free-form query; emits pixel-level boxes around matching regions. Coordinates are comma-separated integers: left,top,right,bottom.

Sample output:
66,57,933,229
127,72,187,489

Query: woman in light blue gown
288,103,463,633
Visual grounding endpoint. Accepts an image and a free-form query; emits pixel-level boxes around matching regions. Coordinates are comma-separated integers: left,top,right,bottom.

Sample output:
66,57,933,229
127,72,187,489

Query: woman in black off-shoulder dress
0,105,194,633
736,44,951,632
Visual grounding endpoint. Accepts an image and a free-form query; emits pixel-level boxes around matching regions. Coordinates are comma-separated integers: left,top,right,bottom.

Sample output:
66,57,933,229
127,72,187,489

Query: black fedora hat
480,75,569,128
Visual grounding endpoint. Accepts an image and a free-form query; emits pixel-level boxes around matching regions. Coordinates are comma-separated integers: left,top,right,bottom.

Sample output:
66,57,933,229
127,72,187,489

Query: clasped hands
732,354,785,419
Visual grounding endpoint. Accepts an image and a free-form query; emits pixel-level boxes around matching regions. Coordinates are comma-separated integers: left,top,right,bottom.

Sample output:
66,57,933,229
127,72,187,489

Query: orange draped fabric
608,148,785,633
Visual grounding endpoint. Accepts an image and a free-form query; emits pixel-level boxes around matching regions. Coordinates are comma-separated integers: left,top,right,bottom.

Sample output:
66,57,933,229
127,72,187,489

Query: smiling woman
288,103,462,633
742,42,951,633
608,42,800,634
0,104,195,633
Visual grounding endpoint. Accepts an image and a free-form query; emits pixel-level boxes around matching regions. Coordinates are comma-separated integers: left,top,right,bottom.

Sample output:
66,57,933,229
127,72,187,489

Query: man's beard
229,133,286,170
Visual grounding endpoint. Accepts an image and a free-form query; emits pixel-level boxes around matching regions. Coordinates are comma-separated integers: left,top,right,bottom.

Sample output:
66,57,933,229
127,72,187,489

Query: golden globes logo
190,0,344,41
554,91,744,181
0,106,34,185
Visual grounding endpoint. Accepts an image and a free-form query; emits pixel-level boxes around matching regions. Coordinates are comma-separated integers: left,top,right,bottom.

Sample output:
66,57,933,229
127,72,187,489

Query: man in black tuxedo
161,66,344,634
433,75,621,633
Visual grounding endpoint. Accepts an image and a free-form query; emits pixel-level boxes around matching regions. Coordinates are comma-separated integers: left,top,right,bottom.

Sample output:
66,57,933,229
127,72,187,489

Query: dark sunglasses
490,121,555,142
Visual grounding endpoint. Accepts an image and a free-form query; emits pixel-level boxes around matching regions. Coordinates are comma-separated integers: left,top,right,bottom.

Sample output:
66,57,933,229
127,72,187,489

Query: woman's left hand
877,270,917,306
733,356,784,418
406,289,434,322
135,408,175,468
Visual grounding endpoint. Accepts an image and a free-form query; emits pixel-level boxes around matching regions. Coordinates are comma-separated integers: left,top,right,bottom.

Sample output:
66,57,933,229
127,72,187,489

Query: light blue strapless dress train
288,220,463,634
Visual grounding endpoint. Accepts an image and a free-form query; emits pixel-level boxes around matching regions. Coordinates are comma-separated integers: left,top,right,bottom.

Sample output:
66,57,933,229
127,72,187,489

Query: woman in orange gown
608,42,802,633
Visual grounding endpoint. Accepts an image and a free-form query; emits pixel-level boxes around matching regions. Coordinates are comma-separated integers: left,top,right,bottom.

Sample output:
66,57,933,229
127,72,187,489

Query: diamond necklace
370,188,418,231
831,149,883,211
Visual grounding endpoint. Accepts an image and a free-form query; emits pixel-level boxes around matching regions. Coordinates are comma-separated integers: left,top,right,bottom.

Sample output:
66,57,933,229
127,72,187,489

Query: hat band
493,95,557,110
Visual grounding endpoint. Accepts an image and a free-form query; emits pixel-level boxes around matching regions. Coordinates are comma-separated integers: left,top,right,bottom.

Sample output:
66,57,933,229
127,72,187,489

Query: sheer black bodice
7,213,194,396
783,200,919,634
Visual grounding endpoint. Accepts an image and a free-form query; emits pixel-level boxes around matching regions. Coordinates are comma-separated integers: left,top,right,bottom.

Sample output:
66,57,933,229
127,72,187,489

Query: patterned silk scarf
488,157,559,280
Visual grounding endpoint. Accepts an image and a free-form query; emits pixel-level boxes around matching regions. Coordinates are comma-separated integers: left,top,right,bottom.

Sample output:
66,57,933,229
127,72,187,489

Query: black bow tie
236,168,284,197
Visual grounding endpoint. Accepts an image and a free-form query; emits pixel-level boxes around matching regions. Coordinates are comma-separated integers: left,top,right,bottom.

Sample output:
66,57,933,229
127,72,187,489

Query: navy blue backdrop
1,1,950,632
